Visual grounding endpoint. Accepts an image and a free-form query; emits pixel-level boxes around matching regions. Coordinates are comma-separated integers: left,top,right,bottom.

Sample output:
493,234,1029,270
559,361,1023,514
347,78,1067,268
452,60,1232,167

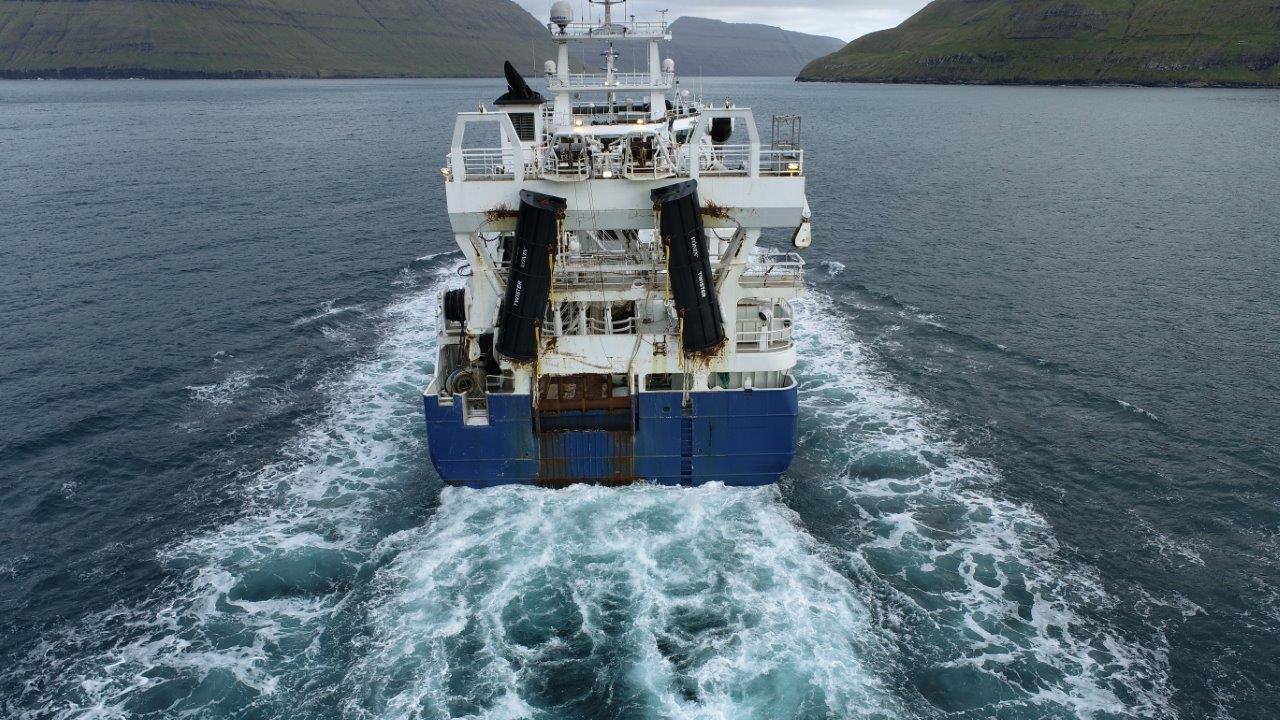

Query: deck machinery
424,1,813,487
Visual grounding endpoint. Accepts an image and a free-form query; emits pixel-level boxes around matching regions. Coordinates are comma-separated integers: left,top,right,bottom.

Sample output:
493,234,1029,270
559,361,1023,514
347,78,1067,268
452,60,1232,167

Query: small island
798,0,1280,87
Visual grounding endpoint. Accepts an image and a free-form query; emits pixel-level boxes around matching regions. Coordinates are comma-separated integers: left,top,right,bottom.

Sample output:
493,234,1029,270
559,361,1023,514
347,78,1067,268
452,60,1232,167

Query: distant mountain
798,0,1280,87
665,17,845,77
570,16,844,78
0,0,560,79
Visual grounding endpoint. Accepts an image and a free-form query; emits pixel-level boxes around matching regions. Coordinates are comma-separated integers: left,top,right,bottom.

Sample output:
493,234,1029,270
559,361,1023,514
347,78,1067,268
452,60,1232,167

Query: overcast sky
515,0,930,43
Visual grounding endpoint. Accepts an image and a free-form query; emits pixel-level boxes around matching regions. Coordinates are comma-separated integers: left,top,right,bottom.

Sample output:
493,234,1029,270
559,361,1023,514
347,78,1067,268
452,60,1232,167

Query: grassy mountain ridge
798,0,1280,87
512,15,845,79
0,0,561,78
666,17,845,77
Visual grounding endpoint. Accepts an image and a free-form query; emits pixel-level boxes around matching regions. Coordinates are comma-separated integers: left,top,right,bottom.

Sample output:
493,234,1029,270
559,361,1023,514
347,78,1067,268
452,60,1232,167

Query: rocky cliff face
0,0,559,78
798,0,1280,87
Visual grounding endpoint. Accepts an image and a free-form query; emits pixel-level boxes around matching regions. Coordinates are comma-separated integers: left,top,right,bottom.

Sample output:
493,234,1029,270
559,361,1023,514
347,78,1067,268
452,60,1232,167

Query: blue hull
424,388,798,487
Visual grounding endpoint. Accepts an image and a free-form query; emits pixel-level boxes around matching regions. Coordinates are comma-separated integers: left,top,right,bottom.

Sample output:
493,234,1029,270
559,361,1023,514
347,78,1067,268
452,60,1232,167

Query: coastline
0,68,513,80
0,69,807,81
794,75,1280,89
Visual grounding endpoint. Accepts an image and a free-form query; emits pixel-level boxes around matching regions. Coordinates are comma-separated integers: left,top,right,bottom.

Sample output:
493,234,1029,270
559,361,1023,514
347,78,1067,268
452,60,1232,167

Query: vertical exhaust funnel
652,180,726,353
496,190,566,361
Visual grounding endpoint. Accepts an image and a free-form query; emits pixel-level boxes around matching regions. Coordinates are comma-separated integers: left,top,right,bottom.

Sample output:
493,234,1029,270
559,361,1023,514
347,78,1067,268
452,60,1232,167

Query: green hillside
798,0,1280,86
0,0,561,78
666,17,845,76
536,16,845,78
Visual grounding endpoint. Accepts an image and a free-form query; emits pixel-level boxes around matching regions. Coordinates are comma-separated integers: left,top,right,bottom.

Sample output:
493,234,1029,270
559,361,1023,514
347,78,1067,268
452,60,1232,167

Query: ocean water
1,78,1277,719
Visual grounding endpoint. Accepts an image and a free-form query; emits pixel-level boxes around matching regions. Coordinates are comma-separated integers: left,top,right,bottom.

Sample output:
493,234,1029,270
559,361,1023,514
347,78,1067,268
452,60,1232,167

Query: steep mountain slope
572,16,844,78
666,17,845,76
798,0,1280,86
0,0,560,78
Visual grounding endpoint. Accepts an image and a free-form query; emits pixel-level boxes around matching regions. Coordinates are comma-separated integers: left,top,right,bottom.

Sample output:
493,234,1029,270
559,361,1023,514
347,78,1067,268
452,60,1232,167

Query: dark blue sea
1,78,1277,719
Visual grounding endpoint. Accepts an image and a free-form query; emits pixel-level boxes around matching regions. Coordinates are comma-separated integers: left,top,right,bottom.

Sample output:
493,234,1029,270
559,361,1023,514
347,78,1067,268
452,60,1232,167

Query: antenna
589,0,625,110
587,0,624,29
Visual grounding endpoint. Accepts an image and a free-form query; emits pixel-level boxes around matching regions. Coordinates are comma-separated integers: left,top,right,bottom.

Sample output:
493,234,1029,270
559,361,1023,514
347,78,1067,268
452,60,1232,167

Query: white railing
540,144,590,181
621,135,677,179
760,148,804,176
547,72,674,90
536,137,679,181
554,21,669,38
446,142,802,183
740,252,805,288
553,269,660,293
544,308,640,336
736,320,794,352
449,147,540,180
486,374,515,394
587,314,636,335
689,146,804,177
545,108,660,129
451,148,514,179
695,144,753,176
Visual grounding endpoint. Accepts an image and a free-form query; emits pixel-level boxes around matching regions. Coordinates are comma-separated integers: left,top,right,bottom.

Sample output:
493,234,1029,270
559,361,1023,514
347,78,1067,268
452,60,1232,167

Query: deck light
601,169,614,178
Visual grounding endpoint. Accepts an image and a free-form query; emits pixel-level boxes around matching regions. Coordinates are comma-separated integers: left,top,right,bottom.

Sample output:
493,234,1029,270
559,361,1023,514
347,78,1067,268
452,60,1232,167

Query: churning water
1,79,1277,719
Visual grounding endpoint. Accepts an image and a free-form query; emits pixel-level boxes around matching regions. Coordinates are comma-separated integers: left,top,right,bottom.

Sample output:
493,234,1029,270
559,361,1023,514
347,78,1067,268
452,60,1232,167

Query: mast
590,0,622,30
590,0,623,110
546,1,672,125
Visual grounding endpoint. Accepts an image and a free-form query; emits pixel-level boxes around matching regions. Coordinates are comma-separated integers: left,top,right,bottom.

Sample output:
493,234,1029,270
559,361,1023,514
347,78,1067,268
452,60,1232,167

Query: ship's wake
2,263,458,720
343,484,907,719
787,293,1175,719
4,274,1173,720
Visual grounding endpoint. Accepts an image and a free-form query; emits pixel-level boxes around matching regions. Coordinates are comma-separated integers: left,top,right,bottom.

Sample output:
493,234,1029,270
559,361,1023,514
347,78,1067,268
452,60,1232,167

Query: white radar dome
544,60,557,75
550,1,573,29
662,58,675,73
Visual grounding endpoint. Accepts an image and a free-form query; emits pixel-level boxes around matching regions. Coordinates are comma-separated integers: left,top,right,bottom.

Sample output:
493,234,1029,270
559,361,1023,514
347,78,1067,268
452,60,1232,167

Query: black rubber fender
651,180,726,353
496,190,567,361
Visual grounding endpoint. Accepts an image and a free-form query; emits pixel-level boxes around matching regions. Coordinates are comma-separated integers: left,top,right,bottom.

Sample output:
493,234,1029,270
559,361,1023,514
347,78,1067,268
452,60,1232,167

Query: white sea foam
1130,512,1205,567
291,299,367,328
343,485,908,720
186,369,264,406
12,267,920,718
1132,584,1204,625
791,291,1177,718
7,265,459,720
319,323,355,345
818,259,845,277
0,556,23,579
9,268,1177,720
1117,399,1161,422
414,250,456,264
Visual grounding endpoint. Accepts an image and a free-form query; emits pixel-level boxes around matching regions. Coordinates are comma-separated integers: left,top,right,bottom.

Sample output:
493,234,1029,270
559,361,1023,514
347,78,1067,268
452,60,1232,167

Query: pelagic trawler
424,1,813,487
